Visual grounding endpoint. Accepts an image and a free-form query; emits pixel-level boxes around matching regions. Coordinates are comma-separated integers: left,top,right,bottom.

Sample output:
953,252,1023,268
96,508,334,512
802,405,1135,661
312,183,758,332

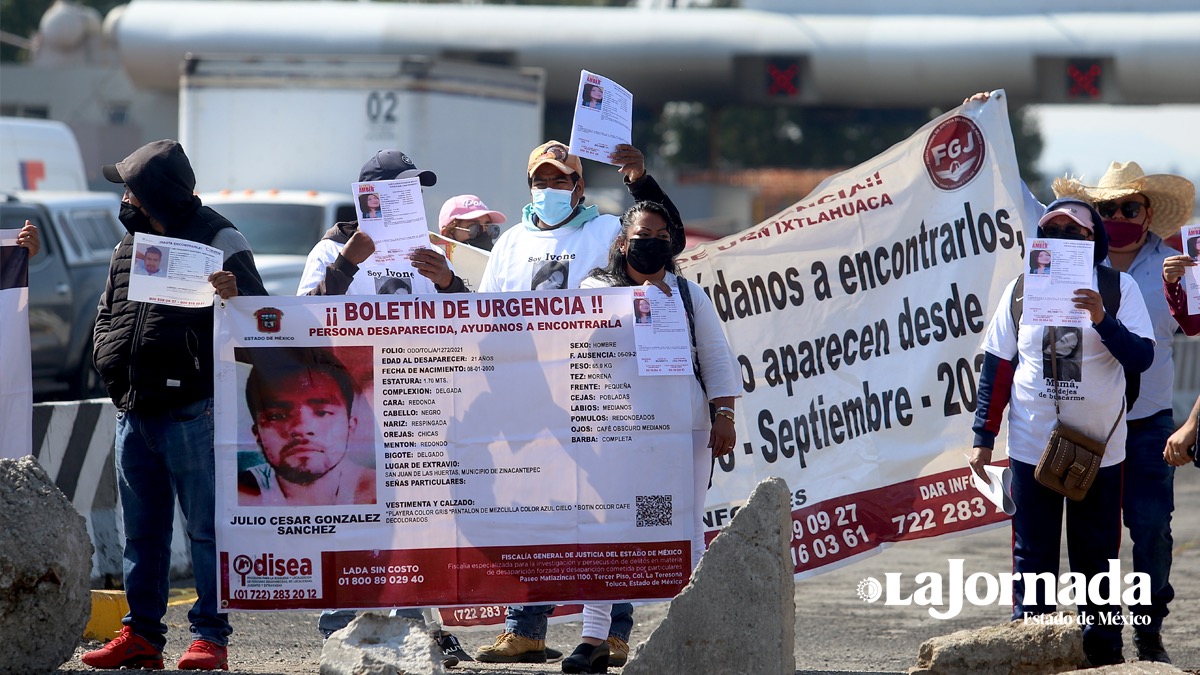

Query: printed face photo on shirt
531,260,569,291
1041,326,1082,385
375,275,412,295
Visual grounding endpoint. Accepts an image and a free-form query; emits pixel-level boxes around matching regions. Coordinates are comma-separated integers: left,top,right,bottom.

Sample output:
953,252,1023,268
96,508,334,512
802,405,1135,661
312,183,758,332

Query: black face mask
625,238,672,275
118,202,154,233
466,235,495,252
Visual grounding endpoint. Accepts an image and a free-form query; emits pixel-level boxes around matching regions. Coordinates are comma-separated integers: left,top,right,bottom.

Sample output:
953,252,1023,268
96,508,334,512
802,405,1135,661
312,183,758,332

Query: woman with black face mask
565,201,742,674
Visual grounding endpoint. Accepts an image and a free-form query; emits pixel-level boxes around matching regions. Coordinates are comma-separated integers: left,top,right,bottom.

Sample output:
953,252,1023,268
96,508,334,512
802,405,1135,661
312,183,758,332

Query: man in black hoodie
83,140,265,671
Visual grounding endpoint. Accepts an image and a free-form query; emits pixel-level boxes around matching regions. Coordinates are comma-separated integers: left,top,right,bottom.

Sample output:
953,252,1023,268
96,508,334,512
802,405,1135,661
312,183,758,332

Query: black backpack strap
1096,265,1121,317
677,276,721,488
1008,274,1025,366
1009,273,1025,327
1096,265,1138,411
676,277,706,394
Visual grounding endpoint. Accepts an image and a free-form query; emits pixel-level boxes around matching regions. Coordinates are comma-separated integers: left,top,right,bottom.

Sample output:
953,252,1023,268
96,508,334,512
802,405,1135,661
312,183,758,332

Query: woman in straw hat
1053,161,1195,664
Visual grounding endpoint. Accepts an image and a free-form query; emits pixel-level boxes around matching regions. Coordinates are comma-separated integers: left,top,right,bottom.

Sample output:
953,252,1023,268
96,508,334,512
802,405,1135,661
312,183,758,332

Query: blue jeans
1121,412,1175,632
505,603,633,642
115,398,230,649
317,608,424,637
1010,459,1123,653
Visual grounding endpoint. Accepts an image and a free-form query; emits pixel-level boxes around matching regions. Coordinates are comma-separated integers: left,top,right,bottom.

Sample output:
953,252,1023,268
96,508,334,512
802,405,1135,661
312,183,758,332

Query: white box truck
178,55,543,294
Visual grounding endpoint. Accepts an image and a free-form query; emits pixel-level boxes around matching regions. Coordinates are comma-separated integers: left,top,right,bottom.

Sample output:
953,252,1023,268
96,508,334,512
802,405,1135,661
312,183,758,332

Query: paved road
60,470,1198,674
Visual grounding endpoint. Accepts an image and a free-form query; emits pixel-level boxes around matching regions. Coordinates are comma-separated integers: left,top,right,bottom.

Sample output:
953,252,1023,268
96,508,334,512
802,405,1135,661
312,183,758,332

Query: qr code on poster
636,495,672,527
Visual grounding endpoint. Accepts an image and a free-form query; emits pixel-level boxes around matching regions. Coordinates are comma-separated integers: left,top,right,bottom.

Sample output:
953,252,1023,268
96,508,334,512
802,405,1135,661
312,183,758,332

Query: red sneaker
177,639,229,670
80,626,164,670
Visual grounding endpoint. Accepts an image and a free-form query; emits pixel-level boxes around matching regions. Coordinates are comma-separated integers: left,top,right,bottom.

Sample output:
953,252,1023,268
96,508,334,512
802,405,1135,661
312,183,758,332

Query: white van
200,189,358,296
0,117,89,192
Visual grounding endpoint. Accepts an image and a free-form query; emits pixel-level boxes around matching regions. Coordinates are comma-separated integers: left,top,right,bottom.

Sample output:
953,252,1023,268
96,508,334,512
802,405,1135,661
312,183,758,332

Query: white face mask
531,187,575,226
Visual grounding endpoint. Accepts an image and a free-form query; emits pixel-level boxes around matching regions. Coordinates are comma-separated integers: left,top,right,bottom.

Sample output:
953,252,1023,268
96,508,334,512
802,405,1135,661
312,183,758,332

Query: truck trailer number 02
367,91,399,123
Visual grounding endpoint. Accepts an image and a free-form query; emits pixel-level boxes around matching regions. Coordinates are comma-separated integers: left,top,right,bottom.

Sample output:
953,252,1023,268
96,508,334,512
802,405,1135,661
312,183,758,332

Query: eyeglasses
1041,223,1094,241
453,220,499,240
1096,200,1144,219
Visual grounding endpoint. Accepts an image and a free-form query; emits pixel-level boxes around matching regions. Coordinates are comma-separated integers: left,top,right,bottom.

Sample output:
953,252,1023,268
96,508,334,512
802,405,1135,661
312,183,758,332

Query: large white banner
1,229,32,459
214,290,695,611
682,93,1040,577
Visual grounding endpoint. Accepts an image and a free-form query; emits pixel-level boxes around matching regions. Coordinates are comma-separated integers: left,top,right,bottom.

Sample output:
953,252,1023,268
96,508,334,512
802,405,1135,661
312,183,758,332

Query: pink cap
438,195,507,231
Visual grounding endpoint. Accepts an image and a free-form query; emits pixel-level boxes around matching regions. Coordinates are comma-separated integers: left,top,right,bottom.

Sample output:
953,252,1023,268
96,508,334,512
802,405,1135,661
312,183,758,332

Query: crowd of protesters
9,93,1197,672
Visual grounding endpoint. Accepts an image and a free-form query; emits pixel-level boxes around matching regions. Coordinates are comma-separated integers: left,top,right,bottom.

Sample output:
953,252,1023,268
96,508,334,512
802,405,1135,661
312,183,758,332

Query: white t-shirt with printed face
478,215,621,293
296,239,438,296
981,270,1155,467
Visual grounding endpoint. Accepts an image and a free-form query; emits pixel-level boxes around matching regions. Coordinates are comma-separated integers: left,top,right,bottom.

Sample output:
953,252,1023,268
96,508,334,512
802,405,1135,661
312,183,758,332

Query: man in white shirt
1052,162,1195,664
475,141,682,667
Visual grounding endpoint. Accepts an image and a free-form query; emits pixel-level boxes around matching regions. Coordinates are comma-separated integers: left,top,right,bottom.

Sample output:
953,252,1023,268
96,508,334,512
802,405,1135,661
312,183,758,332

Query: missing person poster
127,232,223,308
1020,238,1094,327
214,289,695,610
352,177,434,294
1181,223,1200,314
677,90,1043,579
0,228,32,458
568,70,634,166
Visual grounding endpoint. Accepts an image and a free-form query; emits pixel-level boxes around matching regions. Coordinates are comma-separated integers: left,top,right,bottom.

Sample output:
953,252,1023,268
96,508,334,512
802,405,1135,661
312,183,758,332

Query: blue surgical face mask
531,187,575,226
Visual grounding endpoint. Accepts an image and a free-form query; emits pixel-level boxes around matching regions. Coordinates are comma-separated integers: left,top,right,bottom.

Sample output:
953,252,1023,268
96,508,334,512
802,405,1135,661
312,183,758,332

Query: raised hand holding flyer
568,70,633,166
127,232,222,308
1020,238,1094,327
1181,223,1200,314
353,177,431,291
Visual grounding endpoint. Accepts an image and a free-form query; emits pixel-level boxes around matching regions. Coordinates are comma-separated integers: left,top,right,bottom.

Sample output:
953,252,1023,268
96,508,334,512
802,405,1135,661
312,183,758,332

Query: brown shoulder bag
1033,327,1123,501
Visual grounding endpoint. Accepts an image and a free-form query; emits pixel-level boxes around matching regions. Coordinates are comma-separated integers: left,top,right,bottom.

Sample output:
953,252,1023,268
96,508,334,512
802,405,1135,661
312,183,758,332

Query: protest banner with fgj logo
213,289,696,611
679,91,1043,578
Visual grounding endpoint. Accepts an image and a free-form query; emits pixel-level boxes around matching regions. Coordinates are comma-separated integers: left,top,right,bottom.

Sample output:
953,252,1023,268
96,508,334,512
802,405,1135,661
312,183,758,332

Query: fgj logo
232,553,313,585
858,559,1149,620
923,116,986,191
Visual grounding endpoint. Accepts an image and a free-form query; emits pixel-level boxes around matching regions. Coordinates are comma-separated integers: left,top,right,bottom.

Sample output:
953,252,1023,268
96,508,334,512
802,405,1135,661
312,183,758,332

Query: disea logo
856,559,1149,620
232,553,313,585
923,116,986,191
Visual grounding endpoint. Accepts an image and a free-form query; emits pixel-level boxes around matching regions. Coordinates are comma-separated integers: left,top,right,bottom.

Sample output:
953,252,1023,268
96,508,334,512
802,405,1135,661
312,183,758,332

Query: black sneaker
546,646,564,662
437,632,473,663
1134,631,1171,663
562,642,610,674
1083,636,1124,667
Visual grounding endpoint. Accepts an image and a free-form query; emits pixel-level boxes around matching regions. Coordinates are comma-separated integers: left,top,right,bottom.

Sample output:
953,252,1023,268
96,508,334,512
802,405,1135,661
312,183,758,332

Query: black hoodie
93,140,266,412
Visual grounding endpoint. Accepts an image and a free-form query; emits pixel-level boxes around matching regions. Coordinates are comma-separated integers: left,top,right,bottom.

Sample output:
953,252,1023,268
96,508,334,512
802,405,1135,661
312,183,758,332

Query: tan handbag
1033,327,1123,501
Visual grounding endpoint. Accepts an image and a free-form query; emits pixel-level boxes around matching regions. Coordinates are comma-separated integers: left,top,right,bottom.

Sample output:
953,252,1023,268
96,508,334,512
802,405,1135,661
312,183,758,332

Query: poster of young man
214,289,695,611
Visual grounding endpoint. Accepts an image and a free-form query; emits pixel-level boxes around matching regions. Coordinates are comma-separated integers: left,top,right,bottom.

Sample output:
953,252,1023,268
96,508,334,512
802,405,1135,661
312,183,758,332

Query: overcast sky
1030,104,1200,190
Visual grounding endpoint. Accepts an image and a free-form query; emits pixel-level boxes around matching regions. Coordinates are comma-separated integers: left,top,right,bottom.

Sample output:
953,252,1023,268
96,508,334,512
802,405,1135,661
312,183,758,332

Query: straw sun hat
1052,161,1195,239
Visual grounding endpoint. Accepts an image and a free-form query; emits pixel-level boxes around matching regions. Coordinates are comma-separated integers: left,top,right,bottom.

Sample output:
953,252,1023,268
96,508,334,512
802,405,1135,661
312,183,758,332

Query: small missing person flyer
632,286,692,376
352,177,430,286
127,232,222,308
1181,223,1200,314
1020,238,1094,327
568,70,633,166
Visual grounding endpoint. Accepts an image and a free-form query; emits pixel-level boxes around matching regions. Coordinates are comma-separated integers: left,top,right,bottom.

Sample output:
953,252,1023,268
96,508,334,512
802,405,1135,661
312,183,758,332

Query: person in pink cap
438,194,507,251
